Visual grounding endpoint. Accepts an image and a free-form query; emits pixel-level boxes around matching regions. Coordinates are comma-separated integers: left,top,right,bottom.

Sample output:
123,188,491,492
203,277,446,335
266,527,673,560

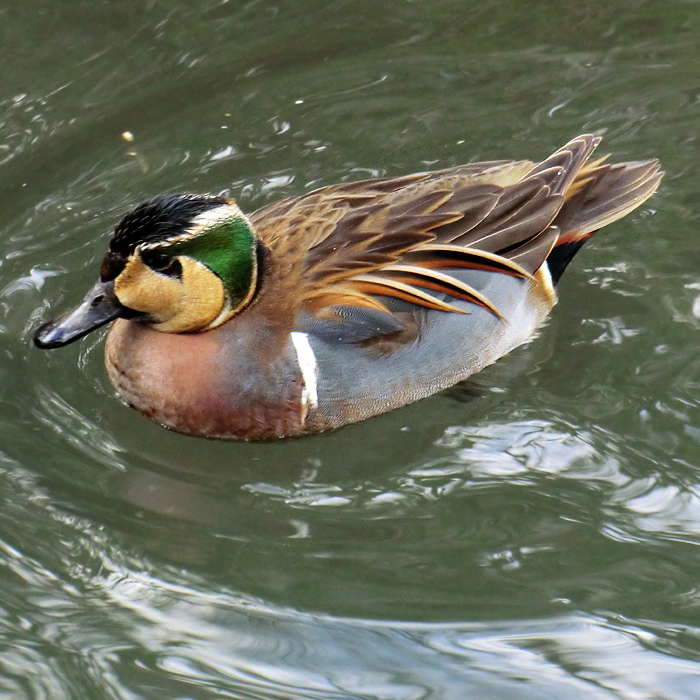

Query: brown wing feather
554,159,662,242
402,244,535,279
247,135,660,327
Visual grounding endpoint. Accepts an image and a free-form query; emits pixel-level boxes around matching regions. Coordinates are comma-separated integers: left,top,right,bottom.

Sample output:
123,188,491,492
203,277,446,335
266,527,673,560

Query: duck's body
35,135,662,440
104,262,552,438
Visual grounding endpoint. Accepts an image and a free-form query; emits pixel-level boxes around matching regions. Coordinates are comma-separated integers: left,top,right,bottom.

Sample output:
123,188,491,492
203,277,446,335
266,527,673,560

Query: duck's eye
140,249,183,279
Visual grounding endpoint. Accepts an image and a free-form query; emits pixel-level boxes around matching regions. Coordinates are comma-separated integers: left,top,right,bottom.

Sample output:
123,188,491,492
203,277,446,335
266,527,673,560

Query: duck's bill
34,279,125,349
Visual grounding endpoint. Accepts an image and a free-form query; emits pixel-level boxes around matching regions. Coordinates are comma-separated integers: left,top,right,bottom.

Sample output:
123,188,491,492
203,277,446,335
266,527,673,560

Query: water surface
2,0,700,697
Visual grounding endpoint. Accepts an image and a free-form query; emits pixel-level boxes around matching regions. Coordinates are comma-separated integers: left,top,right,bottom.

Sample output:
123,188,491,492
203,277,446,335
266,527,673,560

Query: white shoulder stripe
291,332,319,409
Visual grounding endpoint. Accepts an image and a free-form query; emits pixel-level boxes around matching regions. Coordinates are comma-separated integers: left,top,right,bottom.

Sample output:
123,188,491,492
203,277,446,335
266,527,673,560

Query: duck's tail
543,139,663,284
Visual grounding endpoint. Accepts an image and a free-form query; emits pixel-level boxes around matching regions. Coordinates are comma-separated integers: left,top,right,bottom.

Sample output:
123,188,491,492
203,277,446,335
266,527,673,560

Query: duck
34,134,662,440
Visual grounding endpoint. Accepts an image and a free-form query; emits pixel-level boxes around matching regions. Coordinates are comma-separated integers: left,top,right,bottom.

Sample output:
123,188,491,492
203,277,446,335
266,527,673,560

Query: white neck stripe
291,332,319,410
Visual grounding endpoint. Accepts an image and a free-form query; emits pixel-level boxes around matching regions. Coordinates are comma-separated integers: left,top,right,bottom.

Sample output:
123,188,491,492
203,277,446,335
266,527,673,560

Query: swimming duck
34,134,661,440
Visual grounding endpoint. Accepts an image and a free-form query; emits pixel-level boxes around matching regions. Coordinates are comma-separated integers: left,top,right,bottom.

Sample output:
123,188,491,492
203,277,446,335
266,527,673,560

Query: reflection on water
2,465,700,700
3,446,700,699
2,0,700,696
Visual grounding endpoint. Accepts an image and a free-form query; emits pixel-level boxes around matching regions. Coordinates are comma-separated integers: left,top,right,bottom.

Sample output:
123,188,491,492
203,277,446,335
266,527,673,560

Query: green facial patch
166,216,256,305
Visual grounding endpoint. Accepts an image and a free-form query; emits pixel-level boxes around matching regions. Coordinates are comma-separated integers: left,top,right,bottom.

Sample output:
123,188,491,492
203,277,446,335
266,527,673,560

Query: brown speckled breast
105,312,314,440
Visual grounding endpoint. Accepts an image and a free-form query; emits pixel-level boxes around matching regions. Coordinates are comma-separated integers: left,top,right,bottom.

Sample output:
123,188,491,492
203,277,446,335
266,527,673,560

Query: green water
2,0,700,697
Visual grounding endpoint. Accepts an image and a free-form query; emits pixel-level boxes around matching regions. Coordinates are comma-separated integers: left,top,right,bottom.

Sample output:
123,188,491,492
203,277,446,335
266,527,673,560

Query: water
2,0,700,697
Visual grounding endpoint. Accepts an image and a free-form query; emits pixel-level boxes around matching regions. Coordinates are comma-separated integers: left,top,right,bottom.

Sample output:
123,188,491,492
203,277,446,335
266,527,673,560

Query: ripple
0,93,55,167
2,0,700,696
3,466,699,700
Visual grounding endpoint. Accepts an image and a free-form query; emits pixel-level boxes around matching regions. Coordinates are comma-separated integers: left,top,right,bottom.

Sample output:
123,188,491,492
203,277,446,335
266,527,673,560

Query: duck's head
34,194,260,348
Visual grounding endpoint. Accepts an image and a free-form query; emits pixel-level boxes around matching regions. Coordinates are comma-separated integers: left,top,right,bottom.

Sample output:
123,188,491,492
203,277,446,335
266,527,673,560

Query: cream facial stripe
138,204,247,249
188,204,247,234
291,332,319,410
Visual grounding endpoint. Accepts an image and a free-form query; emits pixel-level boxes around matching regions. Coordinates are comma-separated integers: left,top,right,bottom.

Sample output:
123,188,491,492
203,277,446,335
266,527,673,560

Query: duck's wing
249,135,658,339
249,161,544,315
